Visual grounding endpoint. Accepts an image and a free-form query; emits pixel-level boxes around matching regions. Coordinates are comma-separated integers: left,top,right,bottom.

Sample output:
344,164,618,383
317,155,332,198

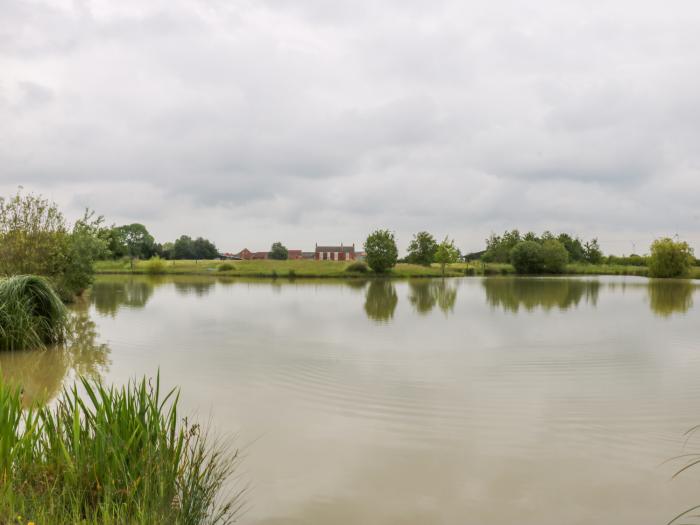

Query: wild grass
0,374,242,525
0,275,67,351
144,256,168,275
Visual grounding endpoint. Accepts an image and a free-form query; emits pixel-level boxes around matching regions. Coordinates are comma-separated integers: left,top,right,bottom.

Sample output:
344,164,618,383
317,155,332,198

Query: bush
346,261,369,273
648,238,695,278
510,241,545,274
364,230,398,273
0,374,241,524
144,256,167,274
0,275,67,351
218,262,235,272
541,240,569,273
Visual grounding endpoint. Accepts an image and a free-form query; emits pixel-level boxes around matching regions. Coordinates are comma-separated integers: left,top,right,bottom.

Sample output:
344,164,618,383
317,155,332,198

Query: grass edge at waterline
0,275,67,351
0,373,244,524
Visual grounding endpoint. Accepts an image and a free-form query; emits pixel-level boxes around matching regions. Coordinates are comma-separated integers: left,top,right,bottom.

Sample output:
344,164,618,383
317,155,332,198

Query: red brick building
237,248,253,260
287,250,303,260
314,244,356,261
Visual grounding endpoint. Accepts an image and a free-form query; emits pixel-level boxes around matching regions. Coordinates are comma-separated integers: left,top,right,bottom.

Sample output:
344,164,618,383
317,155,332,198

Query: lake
2,275,700,524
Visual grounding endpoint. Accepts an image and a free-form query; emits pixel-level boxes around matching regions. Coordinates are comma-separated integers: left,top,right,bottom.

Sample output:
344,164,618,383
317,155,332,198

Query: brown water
2,275,700,524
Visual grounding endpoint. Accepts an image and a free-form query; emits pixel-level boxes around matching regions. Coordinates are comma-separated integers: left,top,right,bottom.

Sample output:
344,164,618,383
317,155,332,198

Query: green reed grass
0,275,67,351
0,374,242,524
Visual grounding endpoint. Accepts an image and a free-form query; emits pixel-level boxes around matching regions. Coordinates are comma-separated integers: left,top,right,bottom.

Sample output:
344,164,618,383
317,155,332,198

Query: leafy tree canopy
364,229,398,273
648,237,695,278
406,231,438,266
269,242,289,260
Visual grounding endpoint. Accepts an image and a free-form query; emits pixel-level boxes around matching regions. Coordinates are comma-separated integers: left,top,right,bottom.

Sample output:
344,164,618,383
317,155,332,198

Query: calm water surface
2,275,700,524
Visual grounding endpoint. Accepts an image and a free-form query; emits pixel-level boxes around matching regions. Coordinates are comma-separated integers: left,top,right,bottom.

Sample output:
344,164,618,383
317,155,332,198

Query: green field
95,259,700,279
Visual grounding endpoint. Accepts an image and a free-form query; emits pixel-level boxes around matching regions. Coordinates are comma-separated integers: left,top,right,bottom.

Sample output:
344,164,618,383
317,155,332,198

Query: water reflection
364,281,398,322
647,280,695,317
408,280,458,315
173,279,216,297
92,276,158,315
0,301,110,404
483,277,601,313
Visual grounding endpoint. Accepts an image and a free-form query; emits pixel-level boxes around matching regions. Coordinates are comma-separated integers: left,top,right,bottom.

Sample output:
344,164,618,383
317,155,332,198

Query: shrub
364,230,398,273
541,240,569,273
648,238,695,278
218,262,235,272
268,242,288,260
510,241,545,274
346,261,369,273
144,256,167,274
0,275,67,351
0,374,242,524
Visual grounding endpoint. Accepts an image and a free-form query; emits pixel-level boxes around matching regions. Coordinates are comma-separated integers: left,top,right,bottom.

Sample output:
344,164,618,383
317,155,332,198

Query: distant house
315,243,356,261
237,248,253,260
220,252,241,260
251,251,269,260
301,252,315,260
287,250,303,260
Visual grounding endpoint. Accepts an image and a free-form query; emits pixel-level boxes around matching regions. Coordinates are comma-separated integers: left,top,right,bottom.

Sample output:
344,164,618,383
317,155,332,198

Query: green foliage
541,240,569,273
406,232,438,266
114,223,156,260
145,256,168,274
583,238,603,264
172,235,219,260
217,262,235,272
0,374,242,524
434,237,460,276
0,191,107,298
345,261,369,273
482,230,522,263
364,229,398,273
648,237,695,278
268,242,289,260
0,275,67,351
556,233,584,262
510,241,545,274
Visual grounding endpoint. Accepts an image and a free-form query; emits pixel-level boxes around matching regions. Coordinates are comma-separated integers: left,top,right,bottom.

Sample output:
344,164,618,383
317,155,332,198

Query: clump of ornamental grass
145,256,168,275
0,374,243,525
0,275,67,351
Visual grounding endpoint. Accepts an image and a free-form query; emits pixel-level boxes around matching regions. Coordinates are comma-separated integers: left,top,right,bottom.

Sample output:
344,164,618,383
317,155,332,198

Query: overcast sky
2,0,700,254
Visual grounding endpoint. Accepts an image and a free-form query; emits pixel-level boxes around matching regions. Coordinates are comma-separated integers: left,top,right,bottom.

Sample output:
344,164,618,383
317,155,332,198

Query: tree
269,242,289,260
434,236,460,276
406,231,438,266
482,230,521,263
364,229,398,273
510,241,545,274
556,233,584,262
193,237,218,259
116,224,156,261
583,238,603,264
173,235,195,259
541,239,569,273
648,237,695,278
0,189,106,299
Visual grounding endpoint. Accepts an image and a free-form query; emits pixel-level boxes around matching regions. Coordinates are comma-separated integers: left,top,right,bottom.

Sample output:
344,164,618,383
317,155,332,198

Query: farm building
237,248,253,260
314,244,356,261
287,250,303,260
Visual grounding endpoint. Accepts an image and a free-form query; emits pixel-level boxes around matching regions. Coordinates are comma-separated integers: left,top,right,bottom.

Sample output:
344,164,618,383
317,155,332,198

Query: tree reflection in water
647,279,695,317
91,276,160,316
482,277,601,313
364,281,398,323
408,280,458,315
0,299,110,405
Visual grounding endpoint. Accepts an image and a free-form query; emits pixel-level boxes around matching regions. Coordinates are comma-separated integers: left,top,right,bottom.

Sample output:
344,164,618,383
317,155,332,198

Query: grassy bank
95,259,700,280
0,374,241,525
95,259,464,278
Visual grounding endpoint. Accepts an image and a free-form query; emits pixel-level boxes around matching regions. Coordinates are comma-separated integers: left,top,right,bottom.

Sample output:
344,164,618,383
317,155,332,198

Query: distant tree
583,238,603,264
59,210,110,296
556,233,585,262
406,231,438,266
193,237,218,259
523,231,540,242
434,236,460,276
648,237,695,278
173,235,195,260
117,224,156,261
482,230,521,263
364,229,398,273
160,242,175,260
510,241,545,274
541,239,569,273
269,242,289,260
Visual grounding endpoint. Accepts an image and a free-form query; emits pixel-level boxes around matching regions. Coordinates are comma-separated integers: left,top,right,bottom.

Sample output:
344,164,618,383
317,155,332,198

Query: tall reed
0,275,67,351
0,374,242,524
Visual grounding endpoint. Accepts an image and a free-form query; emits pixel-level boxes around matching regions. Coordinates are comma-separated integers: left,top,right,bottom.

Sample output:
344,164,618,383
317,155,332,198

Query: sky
1,0,700,255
